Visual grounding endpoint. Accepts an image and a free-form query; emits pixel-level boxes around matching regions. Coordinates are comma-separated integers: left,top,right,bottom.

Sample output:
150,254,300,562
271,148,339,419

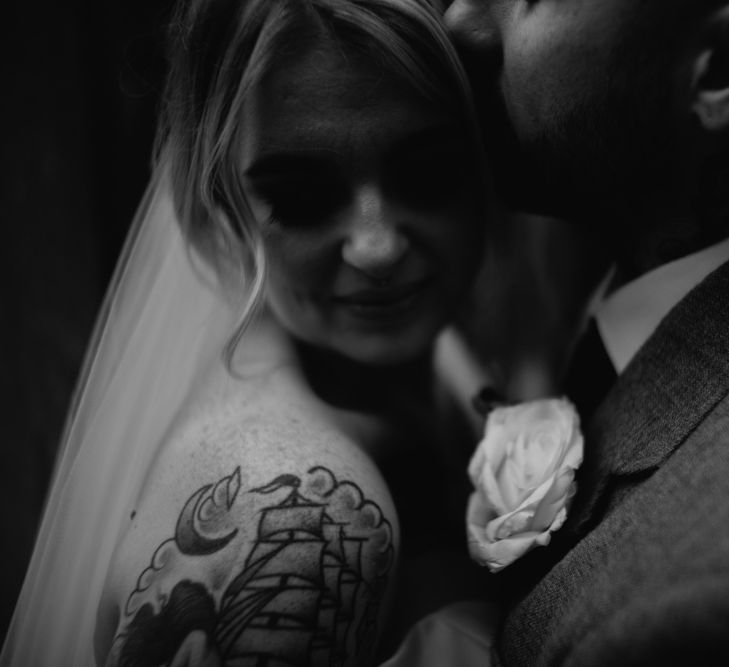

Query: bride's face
239,41,485,365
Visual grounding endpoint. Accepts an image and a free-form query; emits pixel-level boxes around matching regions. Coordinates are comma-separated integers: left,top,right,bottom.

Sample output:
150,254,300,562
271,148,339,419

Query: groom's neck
606,188,728,287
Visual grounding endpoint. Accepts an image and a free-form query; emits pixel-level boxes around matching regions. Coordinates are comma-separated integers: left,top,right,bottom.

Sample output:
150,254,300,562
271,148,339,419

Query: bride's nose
342,185,409,279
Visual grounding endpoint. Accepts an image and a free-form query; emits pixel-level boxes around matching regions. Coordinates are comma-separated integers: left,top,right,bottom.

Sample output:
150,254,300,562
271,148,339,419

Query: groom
446,0,729,664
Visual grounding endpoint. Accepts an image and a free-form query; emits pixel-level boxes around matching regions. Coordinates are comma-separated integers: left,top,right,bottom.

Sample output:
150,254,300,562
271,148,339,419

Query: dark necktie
562,318,617,422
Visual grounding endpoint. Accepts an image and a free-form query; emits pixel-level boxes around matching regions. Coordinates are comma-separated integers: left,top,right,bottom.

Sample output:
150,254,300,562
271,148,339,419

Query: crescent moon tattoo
175,484,239,556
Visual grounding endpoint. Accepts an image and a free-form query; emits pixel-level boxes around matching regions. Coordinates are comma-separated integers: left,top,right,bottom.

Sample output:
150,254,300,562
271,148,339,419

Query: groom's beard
463,50,682,228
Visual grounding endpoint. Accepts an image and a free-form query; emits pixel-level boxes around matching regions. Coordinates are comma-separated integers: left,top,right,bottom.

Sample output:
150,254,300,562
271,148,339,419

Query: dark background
0,0,173,640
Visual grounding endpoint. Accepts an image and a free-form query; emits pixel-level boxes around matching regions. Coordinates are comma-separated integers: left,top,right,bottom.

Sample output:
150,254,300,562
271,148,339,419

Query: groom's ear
691,5,729,135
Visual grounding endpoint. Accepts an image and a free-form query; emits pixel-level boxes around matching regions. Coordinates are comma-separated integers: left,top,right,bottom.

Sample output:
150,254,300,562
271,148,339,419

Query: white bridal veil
0,168,238,666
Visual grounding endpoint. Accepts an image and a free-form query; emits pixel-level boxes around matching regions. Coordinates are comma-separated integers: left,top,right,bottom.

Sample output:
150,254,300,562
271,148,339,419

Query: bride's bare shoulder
96,368,398,666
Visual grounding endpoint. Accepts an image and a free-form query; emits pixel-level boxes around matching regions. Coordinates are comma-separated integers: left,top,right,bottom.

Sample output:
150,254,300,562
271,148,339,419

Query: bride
2,0,497,665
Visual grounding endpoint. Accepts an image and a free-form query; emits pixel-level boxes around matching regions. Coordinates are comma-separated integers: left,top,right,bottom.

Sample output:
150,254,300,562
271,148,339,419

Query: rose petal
467,525,553,573
466,488,500,528
548,506,569,533
501,453,536,508
474,455,512,516
562,433,584,471
470,435,512,515
481,412,511,460
467,438,487,482
491,509,535,539
478,472,557,540
530,468,576,531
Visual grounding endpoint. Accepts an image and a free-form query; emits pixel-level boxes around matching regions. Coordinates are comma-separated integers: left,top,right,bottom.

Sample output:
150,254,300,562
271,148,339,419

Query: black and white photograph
2,0,729,665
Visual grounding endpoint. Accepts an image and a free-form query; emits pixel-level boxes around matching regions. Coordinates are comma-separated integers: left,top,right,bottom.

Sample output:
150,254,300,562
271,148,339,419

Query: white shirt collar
594,237,729,374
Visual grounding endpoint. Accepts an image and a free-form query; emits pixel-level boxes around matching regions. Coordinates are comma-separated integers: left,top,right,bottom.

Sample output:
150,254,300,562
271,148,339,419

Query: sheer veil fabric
1,169,238,666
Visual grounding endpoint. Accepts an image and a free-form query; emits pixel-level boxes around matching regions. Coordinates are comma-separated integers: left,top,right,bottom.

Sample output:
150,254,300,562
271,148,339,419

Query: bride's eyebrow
244,123,463,183
389,122,463,157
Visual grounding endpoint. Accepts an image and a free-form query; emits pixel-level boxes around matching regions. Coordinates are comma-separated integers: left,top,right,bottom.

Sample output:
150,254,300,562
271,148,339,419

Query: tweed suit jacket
496,260,729,666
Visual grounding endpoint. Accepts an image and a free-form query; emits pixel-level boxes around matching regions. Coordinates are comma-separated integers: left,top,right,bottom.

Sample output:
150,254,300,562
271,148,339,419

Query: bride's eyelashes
255,179,349,229
245,154,347,228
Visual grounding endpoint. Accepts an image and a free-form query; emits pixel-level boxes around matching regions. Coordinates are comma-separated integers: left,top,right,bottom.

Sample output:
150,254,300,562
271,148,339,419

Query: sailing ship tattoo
106,466,395,666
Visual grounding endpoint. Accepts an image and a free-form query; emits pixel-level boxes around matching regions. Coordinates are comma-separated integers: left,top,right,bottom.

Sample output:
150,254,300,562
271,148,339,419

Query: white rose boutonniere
467,397,584,573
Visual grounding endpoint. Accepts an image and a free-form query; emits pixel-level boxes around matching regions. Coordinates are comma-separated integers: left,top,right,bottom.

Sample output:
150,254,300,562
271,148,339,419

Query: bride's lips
331,278,432,316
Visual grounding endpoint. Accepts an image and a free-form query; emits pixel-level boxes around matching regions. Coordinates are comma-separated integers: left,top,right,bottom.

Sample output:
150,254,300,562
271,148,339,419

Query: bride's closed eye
253,177,349,228
245,153,349,228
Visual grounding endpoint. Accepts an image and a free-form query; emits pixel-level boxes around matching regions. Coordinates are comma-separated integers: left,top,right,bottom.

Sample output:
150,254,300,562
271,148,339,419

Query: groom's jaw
444,0,726,240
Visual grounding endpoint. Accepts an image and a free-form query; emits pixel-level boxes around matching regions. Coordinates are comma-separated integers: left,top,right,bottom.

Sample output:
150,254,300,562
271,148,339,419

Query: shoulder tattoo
104,466,395,667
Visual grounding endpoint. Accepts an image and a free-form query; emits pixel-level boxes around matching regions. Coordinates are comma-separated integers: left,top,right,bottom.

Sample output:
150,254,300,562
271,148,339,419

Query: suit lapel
565,259,729,538
498,260,729,667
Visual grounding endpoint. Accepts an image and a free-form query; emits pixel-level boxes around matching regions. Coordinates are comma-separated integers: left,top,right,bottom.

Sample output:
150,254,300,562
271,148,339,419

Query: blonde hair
155,0,480,365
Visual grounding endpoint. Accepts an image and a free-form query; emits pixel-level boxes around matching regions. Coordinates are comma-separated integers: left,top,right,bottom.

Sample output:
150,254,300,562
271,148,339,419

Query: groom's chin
467,90,578,219
487,133,612,223
466,84,600,220
489,155,577,221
